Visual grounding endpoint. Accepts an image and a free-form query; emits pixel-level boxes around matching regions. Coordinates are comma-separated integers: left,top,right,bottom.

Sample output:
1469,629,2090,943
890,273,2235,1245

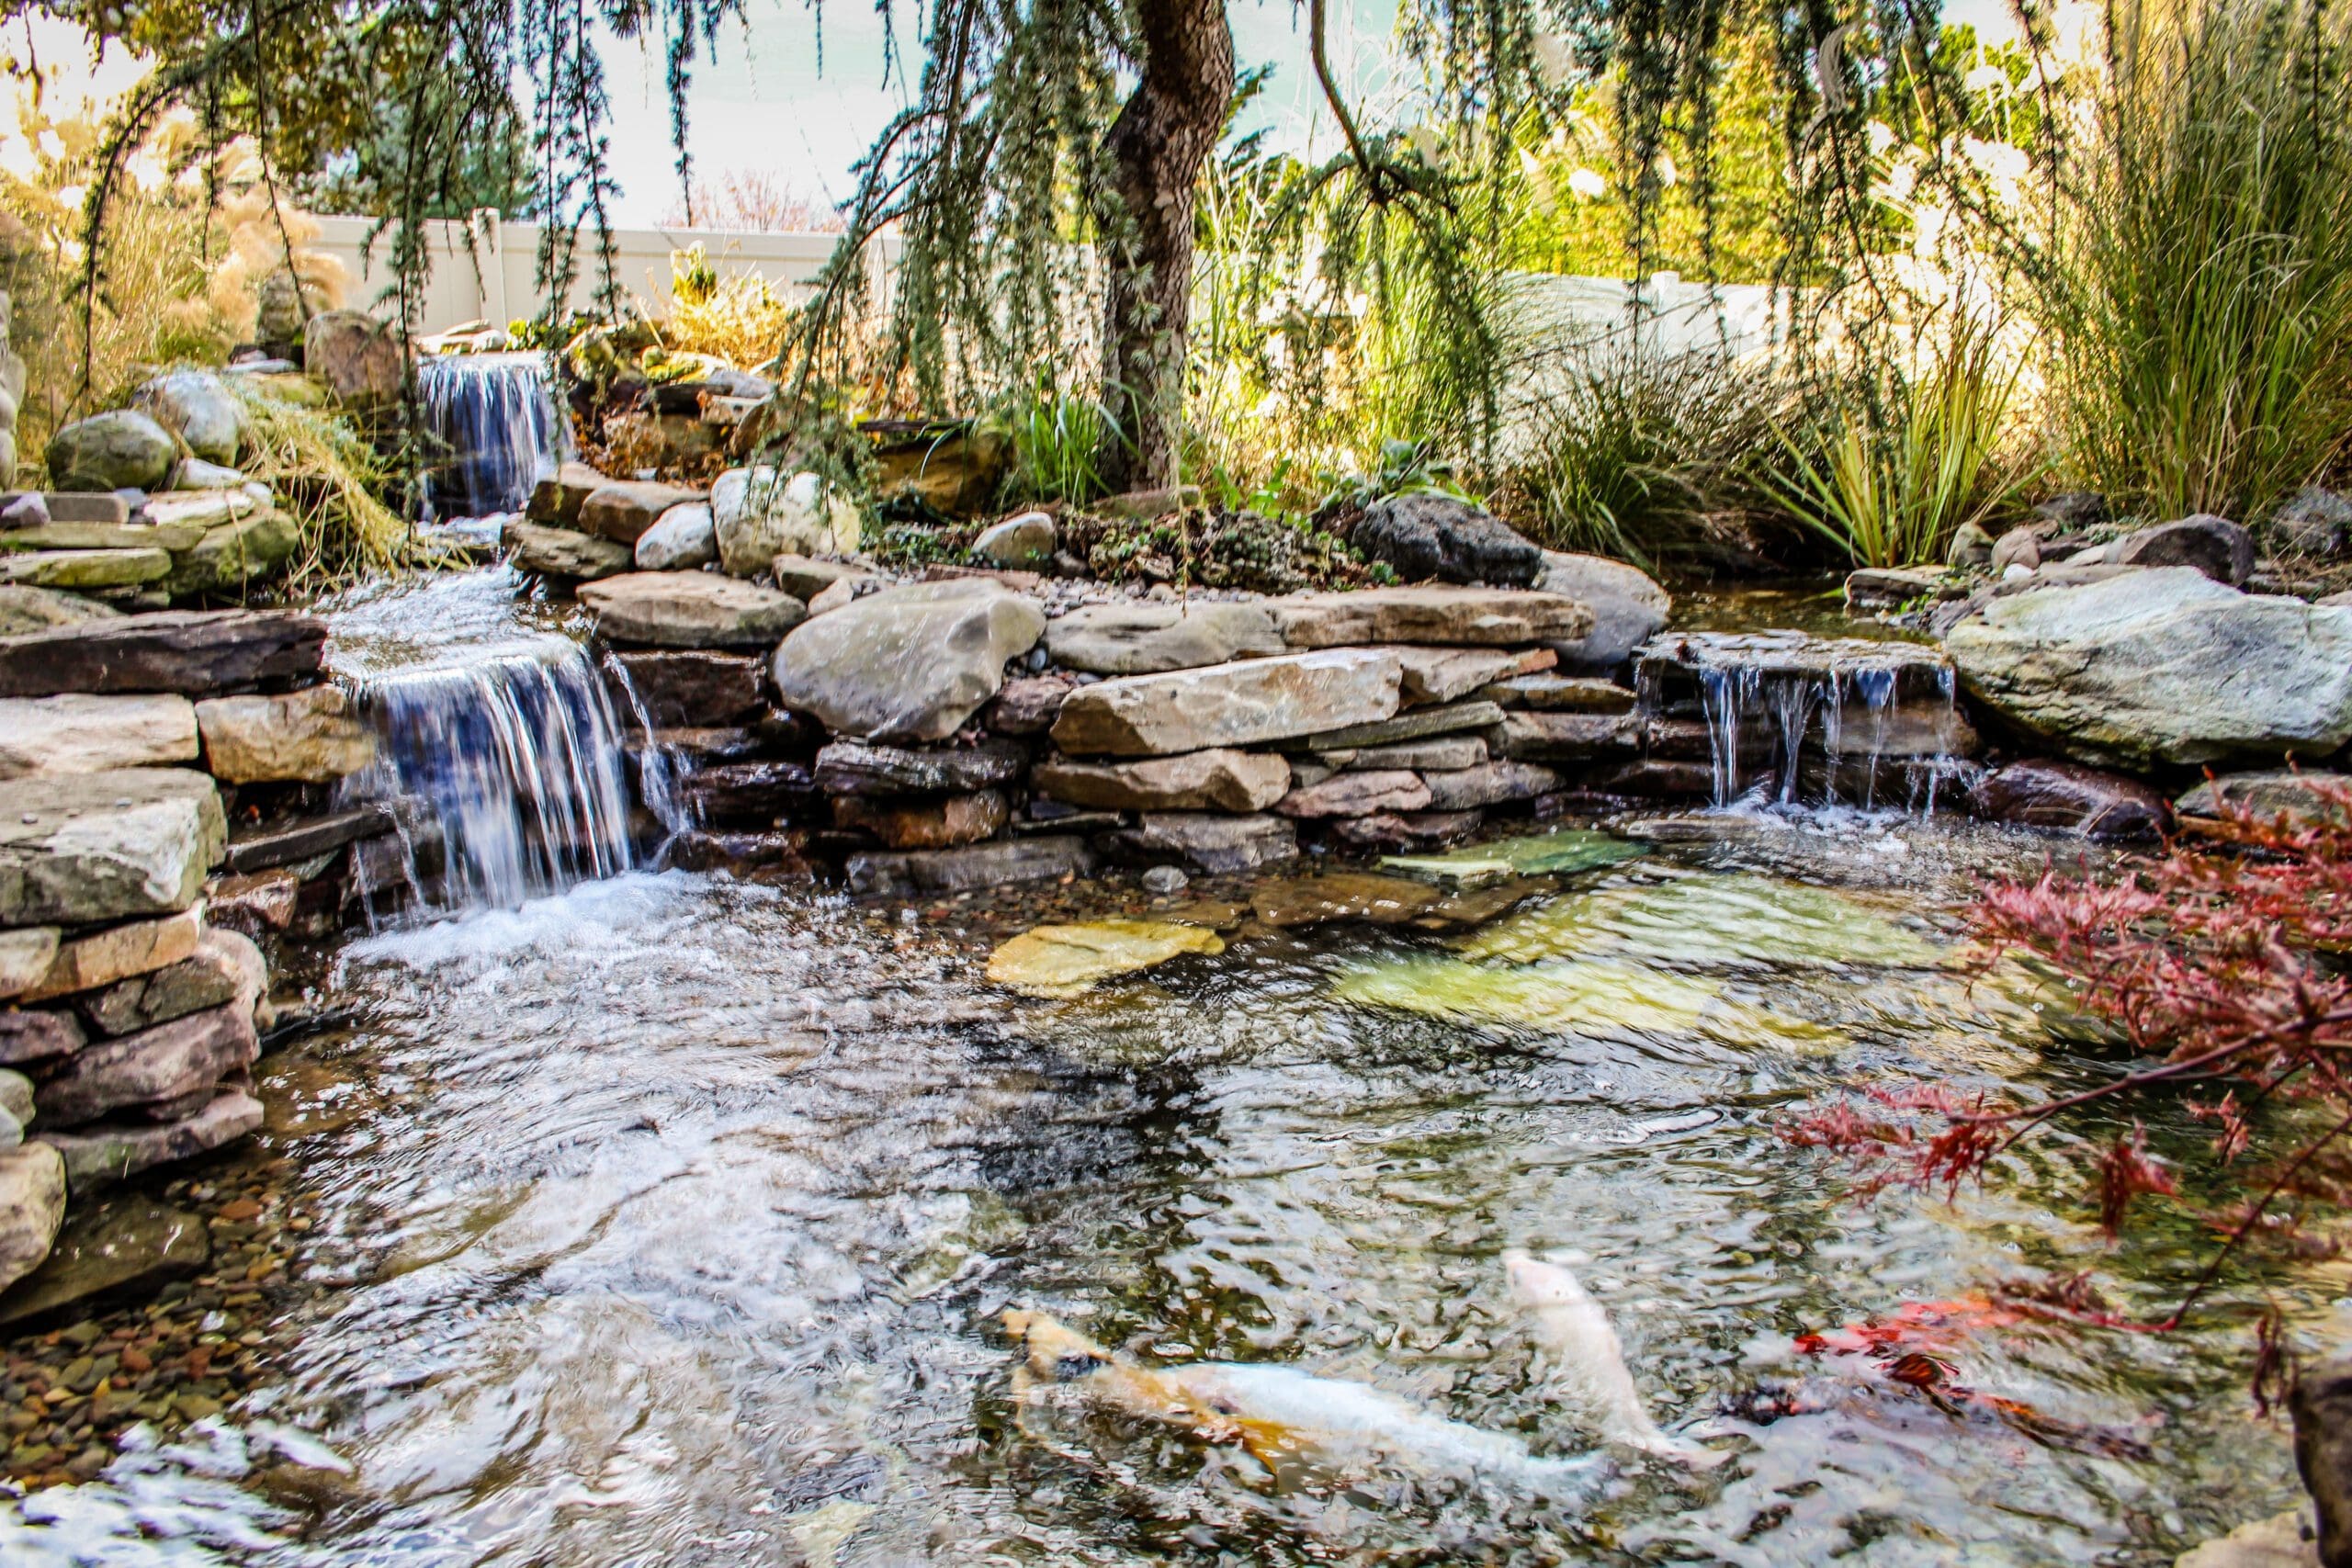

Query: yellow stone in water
986,919,1226,998
1460,872,1945,971
1332,953,1846,1050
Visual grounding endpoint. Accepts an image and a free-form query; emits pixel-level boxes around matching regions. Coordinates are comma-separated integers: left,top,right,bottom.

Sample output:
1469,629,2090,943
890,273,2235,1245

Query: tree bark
1094,0,1235,492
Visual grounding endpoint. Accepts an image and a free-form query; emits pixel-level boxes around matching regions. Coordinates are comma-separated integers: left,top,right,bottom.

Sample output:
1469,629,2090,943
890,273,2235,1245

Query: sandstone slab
197,684,374,783
1327,809,1486,852
503,518,632,581
581,571,806,649
1044,601,1284,674
1106,812,1297,873
0,926,58,998
80,930,260,1037
34,1000,258,1126
0,584,119,638
0,1199,209,1328
814,738,1028,795
1341,737,1487,772
1052,649,1401,757
771,554,873,602
0,1009,81,1066
832,790,1009,849
1272,587,1591,649
679,760,817,823
1946,569,2352,767
0,769,223,924
23,905,206,1003
1419,760,1562,812
1498,712,1632,763
40,1089,263,1188
582,480,705,546
220,803,394,874
774,580,1046,744
1389,645,1548,705
0,609,325,697
1299,699,1506,751
1035,749,1290,812
986,675,1073,736
0,693,198,779
1250,871,1442,929
986,919,1222,998
1275,768,1431,818
204,869,300,938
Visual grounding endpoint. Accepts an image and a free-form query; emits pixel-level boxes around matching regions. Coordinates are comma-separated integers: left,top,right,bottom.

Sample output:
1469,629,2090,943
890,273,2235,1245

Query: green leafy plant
1503,344,1789,568
991,375,1127,507
1771,313,2023,569
2030,0,2352,520
1317,437,1474,516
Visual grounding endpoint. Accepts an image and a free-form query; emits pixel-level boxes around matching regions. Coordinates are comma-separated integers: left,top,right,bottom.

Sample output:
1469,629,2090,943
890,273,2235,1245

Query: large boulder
973,512,1056,569
773,579,1045,743
44,410,178,491
0,694,198,779
502,518,632,581
579,572,805,649
1533,552,1671,671
0,1142,64,1294
1945,569,2352,767
162,511,300,597
1035,749,1293,812
2102,513,2256,584
0,609,323,697
581,481,704,547
0,769,224,925
633,502,718,571
1351,494,1542,585
303,310,406,406
713,468,863,576
196,684,376,783
134,370,243,465
1270,587,1592,649
1052,649,1402,757
1044,601,1284,674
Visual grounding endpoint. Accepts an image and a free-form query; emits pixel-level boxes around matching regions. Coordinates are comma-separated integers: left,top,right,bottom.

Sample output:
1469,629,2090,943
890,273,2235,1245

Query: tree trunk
1094,0,1234,492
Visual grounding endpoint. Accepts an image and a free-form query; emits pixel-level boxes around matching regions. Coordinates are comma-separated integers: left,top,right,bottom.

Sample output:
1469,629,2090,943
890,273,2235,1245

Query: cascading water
338,636,644,918
1640,630,1973,812
418,353,570,523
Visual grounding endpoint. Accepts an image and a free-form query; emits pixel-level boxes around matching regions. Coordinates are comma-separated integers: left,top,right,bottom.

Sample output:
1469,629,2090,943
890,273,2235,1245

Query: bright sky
6,0,2029,225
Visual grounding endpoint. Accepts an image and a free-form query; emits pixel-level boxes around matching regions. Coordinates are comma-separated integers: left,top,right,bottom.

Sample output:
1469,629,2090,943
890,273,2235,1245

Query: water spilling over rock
340,637,650,915
419,353,569,522
1634,630,1975,810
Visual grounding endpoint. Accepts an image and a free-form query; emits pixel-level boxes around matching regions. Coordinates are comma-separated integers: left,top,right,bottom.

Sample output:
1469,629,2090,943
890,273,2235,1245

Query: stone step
0,609,326,697
0,770,225,925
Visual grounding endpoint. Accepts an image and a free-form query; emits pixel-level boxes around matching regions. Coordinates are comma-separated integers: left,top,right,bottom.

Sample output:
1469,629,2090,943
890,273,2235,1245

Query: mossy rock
164,512,299,598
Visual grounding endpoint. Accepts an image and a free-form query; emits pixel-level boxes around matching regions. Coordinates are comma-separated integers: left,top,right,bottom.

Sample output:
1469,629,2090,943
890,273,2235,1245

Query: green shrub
1769,312,2023,569
989,374,1126,506
2033,0,2352,520
1503,345,1787,569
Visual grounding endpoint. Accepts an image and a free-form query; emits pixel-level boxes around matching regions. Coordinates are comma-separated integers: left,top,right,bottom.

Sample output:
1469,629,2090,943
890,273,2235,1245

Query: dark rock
1968,760,2170,839
679,760,818,824
34,1002,258,1127
1101,812,1298,873
206,869,300,936
2293,1354,2352,1567
0,609,325,697
988,675,1073,736
2177,770,2352,825
845,834,1093,896
1351,494,1542,586
1326,809,1485,852
2108,513,2256,584
2033,492,2108,530
2271,486,2352,558
1585,759,1719,798
0,1008,83,1066
1845,566,1953,610
813,738,1028,795
832,790,1009,849
664,829,809,874
222,803,396,874
606,649,767,728
1498,712,1634,763
0,1199,209,1328
526,461,613,527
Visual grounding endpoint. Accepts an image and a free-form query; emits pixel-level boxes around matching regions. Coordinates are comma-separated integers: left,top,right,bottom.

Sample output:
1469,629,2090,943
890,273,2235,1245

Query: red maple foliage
1790,774,2352,1394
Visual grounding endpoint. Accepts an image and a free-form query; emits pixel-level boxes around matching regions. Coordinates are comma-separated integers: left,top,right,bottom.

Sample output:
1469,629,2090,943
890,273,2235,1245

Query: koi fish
1504,1249,1724,1467
1000,1309,1600,1492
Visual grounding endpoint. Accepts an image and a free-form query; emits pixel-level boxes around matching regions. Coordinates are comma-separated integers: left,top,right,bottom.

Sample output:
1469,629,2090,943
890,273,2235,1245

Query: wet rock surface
1969,760,2172,839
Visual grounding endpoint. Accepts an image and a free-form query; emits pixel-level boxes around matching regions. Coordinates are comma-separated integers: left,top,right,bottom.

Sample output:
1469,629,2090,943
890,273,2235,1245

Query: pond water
5,577,2338,1566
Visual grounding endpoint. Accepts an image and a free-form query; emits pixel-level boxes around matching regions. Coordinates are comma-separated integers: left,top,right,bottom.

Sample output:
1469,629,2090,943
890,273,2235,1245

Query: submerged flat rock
1381,829,1645,887
1332,953,1844,1049
1459,874,1944,971
986,919,1226,998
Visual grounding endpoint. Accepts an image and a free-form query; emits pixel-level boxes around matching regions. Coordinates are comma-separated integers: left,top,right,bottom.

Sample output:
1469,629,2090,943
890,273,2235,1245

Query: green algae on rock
1459,873,1946,971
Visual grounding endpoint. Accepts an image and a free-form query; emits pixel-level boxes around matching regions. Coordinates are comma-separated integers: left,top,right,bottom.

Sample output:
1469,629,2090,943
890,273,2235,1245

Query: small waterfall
341,637,647,918
419,353,570,522
1641,631,1973,813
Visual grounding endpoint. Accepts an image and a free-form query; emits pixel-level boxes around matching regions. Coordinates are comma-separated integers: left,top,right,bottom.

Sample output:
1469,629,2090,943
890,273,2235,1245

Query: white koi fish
1504,1248,1723,1467
1001,1309,1599,1492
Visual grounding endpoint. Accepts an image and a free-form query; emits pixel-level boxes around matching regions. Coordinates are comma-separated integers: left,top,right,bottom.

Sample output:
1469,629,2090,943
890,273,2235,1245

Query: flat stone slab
0,1008,82,1066
0,584,121,638
832,790,1008,849
1393,646,1549,705
1275,768,1432,818
197,685,375,783
1034,749,1292,813
1270,588,1592,649
846,834,1093,897
1052,649,1402,757
40,1089,264,1189
1250,871,1442,929
0,927,60,999
0,693,198,780
1476,673,1637,712
0,547,172,591
1497,712,1634,763
1297,699,1506,751
1104,812,1298,873
22,905,206,1003
3,520,209,552
162,512,299,598
1044,601,1285,674
606,649,766,728
2175,769,2350,825
0,1198,209,1327
813,738,1029,795
0,769,225,925
1341,737,1487,772
1419,760,1561,812
985,919,1225,998
1380,828,1645,887
502,518,633,581
580,571,806,649
222,802,396,874
527,461,612,526
35,1001,259,1127
0,609,326,697
582,480,706,546
80,930,259,1038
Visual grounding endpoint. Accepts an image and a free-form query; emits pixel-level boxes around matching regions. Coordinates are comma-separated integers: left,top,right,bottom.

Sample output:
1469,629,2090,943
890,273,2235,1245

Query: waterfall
419,353,570,522
1641,632,1972,813
340,636,647,918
